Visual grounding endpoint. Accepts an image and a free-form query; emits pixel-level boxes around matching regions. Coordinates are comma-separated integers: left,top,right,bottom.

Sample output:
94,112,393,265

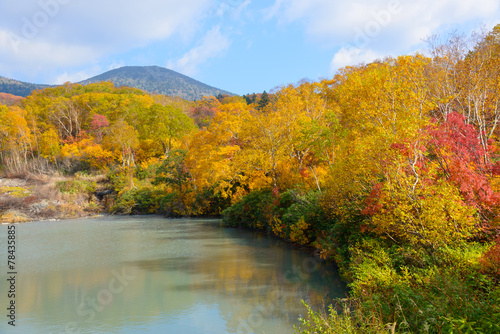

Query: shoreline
1,213,108,225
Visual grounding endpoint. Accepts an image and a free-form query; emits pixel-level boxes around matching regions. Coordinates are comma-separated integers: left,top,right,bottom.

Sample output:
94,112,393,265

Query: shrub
344,241,500,333
289,217,310,245
111,190,136,214
192,186,232,216
294,300,390,334
56,179,96,194
480,237,500,278
111,186,184,216
222,189,273,229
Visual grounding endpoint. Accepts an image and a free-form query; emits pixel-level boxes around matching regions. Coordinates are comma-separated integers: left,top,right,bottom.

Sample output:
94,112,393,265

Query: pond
0,216,346,333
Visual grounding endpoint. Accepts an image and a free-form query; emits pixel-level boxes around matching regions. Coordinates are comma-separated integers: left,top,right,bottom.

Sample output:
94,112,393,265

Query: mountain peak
78,66,232,100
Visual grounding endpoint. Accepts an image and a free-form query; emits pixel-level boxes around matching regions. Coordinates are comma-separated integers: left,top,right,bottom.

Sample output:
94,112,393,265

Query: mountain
0,66,232,100
0,76,52,97
78,66,232,100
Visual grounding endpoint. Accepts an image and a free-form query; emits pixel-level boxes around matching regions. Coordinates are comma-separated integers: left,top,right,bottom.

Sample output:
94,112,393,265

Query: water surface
0,216,346,333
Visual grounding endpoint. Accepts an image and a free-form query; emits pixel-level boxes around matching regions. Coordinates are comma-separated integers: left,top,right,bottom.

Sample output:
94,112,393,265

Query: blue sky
0,0,499,95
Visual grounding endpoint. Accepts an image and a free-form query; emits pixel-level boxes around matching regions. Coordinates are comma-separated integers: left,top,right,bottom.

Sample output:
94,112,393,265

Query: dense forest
1,25,500,333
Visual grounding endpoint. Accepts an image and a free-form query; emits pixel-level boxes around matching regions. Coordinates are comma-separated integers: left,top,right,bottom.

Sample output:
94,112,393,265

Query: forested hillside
1,25,500,334
0,76,51,97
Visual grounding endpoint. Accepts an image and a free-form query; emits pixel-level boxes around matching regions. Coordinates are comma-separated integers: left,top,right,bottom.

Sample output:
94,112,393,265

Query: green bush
222,189,331,240
344,241,500,333
192,186,232,216
294,300,390,334
56,179,96,194
112,187,177,215
222,189,274,229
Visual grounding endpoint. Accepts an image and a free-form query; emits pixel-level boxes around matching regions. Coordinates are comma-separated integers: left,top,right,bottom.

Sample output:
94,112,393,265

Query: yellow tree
0,106,34,172
185,100,251,202
364,147,478,248
285,81,333,191
240,104,286,189
241,83,332,191
39,127,61,162
322,55,435,221
104,119,139,168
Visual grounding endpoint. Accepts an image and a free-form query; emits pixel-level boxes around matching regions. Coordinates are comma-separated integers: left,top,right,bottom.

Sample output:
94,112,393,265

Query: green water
0,216,346,333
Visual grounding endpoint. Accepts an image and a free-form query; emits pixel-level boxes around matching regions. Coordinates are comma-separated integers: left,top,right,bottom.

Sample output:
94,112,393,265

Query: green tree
258,90,270,110
140,104,195,158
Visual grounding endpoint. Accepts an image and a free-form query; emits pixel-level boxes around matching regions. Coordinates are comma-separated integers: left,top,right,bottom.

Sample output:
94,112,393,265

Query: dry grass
74,173,108,184
0,171,109,222
0,194,24,210
31,182,63,202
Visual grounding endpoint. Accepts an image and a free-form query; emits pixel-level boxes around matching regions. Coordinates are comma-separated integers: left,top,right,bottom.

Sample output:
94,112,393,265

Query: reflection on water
0,216,346,333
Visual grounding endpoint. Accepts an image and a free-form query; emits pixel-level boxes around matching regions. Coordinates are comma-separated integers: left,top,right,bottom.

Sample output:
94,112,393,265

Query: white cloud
167,26,231,76
52,61,126,84
54,70,95,84
215,0,251,18
330,47,382,72
0,0,213,81
0,28,99,81
268,0,499,44
230,0,252,20
15,0,212,43
107,61,125,72
267,0,499,74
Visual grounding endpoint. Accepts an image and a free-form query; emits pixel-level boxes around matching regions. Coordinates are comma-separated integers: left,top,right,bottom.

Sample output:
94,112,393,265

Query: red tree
90,114,110,142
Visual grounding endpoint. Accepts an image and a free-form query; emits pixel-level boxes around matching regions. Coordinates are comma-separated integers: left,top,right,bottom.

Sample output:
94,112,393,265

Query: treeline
1,25,500,333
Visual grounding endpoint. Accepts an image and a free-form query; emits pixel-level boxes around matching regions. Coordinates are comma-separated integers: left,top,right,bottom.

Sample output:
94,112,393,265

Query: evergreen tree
258,91,269,110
